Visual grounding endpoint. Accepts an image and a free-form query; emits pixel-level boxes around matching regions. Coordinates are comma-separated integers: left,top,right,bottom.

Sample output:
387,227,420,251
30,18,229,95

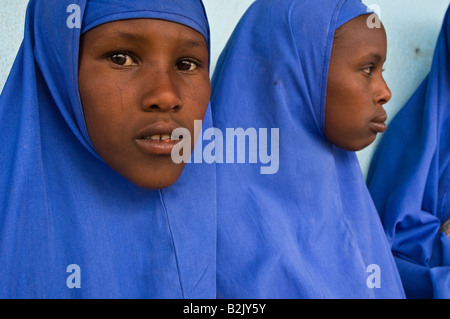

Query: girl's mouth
369,112,388,133
140,134,179,141
135,121,184,155
369,121,387,133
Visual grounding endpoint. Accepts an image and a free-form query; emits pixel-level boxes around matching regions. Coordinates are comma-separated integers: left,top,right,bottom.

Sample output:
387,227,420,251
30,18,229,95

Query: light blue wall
0,0,28,93
1,0,449,176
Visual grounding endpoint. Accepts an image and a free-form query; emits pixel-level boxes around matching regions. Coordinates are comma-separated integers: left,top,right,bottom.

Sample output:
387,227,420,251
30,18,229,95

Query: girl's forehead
81,17,210,62
335,14,385,40
333,16,387,53
81,1,210,44
84,18,207,42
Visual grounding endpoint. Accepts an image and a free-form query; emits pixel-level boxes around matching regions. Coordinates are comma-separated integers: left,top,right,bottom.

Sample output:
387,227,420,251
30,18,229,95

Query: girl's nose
140,69,183,112
375,76,392,106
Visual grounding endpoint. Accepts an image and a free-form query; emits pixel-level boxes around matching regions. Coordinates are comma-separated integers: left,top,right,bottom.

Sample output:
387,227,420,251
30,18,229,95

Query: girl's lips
135,138,182,155
369,121,387,133
370,112,388,133
135,121,184,155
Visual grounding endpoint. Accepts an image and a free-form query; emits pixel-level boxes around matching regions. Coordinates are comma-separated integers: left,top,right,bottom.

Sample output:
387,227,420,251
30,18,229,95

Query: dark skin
78,19,211,189
325,14,392,151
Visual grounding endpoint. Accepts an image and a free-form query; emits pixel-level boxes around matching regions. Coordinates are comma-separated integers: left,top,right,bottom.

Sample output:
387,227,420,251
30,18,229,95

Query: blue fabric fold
0,0,215,298
367,5,450,299
212,0,405,298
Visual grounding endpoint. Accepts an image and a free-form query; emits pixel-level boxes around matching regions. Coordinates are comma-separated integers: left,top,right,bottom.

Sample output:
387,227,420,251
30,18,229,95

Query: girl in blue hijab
212,0,405,298
0,0,215,298
367,6,450,299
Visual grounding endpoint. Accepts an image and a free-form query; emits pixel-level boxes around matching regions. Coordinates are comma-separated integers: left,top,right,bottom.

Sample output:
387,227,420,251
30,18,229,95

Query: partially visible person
0,0,215,298
212,0,405,298
367,5,450,299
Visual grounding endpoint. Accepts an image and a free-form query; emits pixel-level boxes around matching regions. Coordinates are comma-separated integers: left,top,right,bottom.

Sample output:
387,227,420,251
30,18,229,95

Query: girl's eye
109,53,136,66
176,60,199,72
362,66,374,75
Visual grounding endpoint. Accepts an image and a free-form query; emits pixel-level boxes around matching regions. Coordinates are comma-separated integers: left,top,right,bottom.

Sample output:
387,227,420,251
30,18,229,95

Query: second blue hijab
212,0,405,298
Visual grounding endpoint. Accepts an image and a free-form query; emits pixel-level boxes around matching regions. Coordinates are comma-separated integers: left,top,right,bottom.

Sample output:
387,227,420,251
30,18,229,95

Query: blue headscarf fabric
367,6,450,299
0,0,215,298
211,0,405,298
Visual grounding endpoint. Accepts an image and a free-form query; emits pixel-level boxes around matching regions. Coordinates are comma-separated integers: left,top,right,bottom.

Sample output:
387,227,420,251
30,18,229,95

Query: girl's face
78,19,210,189
324,14,391,151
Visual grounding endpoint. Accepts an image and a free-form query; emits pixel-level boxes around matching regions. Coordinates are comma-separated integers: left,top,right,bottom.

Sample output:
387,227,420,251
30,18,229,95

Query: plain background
1,0,449,177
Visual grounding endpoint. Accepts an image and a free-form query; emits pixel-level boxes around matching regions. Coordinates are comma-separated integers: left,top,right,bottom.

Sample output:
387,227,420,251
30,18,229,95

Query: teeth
142,134,174,141
161,135,171,140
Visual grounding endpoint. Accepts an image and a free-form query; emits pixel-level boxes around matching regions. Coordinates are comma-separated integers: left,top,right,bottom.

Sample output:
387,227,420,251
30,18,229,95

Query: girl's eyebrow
101,31,206,49
98,31,148,44
358,53,384,63
111,31,144,42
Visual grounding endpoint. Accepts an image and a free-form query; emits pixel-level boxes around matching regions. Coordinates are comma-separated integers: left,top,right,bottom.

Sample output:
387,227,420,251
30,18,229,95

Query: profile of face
324,14,392,151
78,19,211,189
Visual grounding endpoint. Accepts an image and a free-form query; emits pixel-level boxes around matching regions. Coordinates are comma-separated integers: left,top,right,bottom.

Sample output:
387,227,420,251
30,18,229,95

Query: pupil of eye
178,61,195,71
111,54,128,65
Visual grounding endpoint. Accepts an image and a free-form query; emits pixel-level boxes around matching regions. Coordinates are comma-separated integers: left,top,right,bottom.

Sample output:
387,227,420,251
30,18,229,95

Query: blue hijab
212,0,405,298
0,0,215,299
367,6,450,299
